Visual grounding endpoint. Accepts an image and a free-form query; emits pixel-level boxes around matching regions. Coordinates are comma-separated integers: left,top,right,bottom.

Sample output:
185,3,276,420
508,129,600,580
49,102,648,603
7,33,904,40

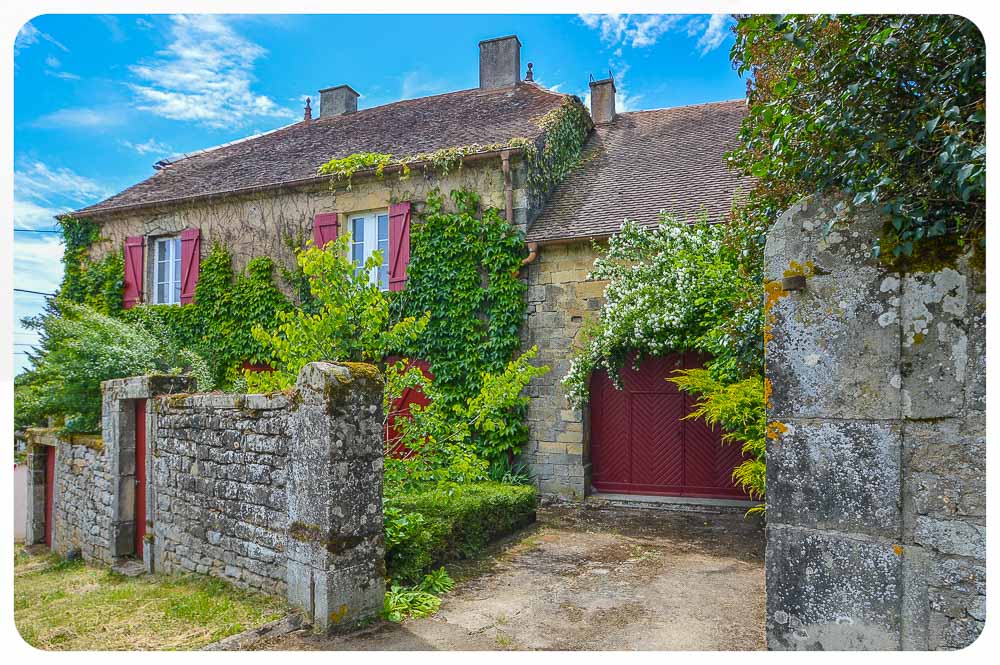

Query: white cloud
45,70,80,81
136,18,154,30
99,15,126,42
14,236,64,293
696,14,733,55
400,70,449,101
579,14,683,49
15,160,108,206
32,107,123,128
578,13,733,54
45,55,60,67
15,22,68,56
127,14,294,128
14,199,67,229
121,138,171,156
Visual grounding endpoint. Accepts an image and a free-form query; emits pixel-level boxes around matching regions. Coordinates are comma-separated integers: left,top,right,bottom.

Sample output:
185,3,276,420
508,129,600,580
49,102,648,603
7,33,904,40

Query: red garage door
590,352,747,499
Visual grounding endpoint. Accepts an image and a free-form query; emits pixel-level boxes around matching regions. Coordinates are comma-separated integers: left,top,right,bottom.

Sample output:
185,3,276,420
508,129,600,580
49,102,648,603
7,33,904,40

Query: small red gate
134,399,148,558
590,352,747,499
44,446,56,548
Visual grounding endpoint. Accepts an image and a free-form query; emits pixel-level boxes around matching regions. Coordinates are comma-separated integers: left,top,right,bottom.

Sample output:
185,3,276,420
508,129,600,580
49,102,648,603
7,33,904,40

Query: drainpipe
501,149,514,224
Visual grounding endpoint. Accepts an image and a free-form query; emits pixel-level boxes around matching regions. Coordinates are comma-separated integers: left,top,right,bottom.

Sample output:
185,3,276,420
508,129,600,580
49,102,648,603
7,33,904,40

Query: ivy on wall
316,97,592,200
58,216,124,317
395,188,530,462
123,244,293,388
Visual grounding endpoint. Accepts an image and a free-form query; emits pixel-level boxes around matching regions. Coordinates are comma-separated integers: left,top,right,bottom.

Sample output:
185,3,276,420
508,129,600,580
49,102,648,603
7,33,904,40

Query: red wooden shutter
123,236,144,309
179,228,201,305
313,213,339,248
388,202,411,291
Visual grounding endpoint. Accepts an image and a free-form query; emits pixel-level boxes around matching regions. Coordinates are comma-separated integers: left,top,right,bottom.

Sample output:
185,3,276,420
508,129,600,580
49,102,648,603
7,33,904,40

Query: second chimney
589,76,616,124
479,35,521,89
319,85,359,119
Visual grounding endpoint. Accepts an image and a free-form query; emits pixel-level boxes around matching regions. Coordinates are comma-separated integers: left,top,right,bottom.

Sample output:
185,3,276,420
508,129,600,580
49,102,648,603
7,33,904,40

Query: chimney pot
479,35,521,89
589,75,616,124
318,85,359,119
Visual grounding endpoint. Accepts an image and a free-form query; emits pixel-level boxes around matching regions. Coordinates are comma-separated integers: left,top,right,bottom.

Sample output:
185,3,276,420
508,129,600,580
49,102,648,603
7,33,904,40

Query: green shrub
15,300,212,433
384,482,537,584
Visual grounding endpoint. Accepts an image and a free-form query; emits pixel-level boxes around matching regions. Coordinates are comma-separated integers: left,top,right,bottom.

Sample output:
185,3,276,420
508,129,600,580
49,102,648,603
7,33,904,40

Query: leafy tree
730,14,985,260
245,236,429,392
15,300,212,433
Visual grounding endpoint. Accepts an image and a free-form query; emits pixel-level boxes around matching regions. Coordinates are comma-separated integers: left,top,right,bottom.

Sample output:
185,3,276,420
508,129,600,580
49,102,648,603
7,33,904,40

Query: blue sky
12,13,743,374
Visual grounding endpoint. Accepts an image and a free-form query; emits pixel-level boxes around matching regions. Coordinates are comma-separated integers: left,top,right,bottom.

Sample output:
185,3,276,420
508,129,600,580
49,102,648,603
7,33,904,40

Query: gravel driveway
258,502,765,650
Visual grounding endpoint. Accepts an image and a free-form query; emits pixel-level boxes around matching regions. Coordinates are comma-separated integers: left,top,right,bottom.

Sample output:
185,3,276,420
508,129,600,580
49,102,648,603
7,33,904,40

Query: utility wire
14,288,56,297
14,228,62,234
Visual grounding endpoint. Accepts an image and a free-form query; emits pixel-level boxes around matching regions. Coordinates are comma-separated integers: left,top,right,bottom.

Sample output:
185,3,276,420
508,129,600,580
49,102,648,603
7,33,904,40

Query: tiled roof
76,83,569,216
525,99,751,243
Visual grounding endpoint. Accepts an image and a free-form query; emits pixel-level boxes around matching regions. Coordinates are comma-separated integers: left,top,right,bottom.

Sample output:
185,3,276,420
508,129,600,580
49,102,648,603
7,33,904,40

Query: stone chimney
479,35,521,89
589,74,616,124
319,85,359,118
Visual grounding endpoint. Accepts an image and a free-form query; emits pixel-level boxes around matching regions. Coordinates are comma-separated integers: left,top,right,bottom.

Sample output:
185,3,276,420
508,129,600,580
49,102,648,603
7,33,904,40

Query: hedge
385,482,537,584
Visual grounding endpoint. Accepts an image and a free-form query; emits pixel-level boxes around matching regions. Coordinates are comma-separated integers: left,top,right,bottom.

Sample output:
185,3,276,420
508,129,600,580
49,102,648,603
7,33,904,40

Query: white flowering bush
563,213,752,408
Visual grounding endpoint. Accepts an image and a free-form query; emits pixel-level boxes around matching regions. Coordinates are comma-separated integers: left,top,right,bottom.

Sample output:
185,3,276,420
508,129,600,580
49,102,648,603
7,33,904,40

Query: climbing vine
317,97,592,200
522,97,593,198
57,216,124,317
123,244,294,388
395,188,536,463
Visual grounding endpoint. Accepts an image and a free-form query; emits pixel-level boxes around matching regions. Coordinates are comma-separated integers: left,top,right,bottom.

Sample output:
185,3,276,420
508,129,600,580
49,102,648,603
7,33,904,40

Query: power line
14,228,62,234
13,288,56,297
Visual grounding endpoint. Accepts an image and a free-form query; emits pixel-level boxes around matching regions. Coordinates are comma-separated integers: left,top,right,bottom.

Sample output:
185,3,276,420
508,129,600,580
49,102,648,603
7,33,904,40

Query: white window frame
152,235,182,305
349,210,390,291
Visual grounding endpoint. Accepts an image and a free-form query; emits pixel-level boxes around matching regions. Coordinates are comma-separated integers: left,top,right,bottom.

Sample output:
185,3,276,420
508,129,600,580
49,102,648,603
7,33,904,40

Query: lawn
14,547,288,651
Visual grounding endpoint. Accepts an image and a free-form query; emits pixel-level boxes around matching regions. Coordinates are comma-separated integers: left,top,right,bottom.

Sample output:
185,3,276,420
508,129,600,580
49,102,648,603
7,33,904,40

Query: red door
44,446,56,548
590,352,747,499
134,400,147,559
385,358,432,458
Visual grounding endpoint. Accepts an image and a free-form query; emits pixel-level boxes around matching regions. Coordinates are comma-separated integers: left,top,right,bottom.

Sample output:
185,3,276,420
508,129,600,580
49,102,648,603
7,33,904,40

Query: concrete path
258,503,765,651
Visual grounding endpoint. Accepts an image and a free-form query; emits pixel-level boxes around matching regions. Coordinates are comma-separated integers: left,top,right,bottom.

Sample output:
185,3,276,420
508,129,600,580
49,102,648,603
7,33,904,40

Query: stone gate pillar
285,362,386,632
764,195,985,650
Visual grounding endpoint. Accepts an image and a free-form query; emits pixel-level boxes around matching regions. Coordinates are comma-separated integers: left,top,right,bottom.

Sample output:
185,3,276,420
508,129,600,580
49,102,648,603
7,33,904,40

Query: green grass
14,548,288,651
385,482,537,584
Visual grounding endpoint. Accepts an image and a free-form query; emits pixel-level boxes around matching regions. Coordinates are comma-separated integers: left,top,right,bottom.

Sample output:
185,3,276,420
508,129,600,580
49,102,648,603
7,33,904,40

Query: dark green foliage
730,14,985,260
524,97,594,198
122,244,292,388
384,482,537,584
15,301,212,433
57,216,124,317
395,189,530,464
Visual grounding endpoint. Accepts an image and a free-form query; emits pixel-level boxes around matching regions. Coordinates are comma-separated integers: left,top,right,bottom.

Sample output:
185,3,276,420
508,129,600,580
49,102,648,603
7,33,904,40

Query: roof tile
525,99,751,243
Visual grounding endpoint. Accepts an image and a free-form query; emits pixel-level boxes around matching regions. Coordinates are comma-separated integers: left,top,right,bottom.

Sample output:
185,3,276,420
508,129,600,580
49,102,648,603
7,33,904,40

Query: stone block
766,525,901,650
767,420,902,538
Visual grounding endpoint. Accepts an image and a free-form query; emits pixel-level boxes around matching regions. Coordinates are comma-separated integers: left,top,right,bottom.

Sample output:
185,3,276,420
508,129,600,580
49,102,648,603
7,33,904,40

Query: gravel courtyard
259,502,765,651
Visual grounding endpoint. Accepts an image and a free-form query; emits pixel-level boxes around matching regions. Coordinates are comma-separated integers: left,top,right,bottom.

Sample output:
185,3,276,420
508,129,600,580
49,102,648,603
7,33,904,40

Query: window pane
157,282,166,304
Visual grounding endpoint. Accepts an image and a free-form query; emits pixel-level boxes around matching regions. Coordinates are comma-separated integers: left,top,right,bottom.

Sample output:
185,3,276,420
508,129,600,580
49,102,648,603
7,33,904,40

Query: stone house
71,34,749,501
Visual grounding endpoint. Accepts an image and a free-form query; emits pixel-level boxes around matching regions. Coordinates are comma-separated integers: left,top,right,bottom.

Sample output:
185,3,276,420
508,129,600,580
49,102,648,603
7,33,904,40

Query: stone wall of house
87,158,534,300
152,393,291,596
764,194,985,650
23,430,114,564
521,240,607,498
25,362,386,632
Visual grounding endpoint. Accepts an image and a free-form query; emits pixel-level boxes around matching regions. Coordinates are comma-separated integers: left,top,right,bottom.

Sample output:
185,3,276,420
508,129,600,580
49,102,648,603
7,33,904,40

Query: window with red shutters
179,228,201,305
313,212,339,249
123,236,144,309
388,202,411,291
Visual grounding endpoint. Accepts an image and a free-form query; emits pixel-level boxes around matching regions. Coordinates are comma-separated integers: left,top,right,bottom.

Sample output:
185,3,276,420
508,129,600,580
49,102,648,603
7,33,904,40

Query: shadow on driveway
258,503,765,650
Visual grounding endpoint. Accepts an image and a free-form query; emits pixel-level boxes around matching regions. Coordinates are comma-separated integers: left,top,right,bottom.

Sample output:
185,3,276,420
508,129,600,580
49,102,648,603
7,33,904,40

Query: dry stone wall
24,430,114,564
152,393,291,595
764,194,985,650
25,362,386,632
